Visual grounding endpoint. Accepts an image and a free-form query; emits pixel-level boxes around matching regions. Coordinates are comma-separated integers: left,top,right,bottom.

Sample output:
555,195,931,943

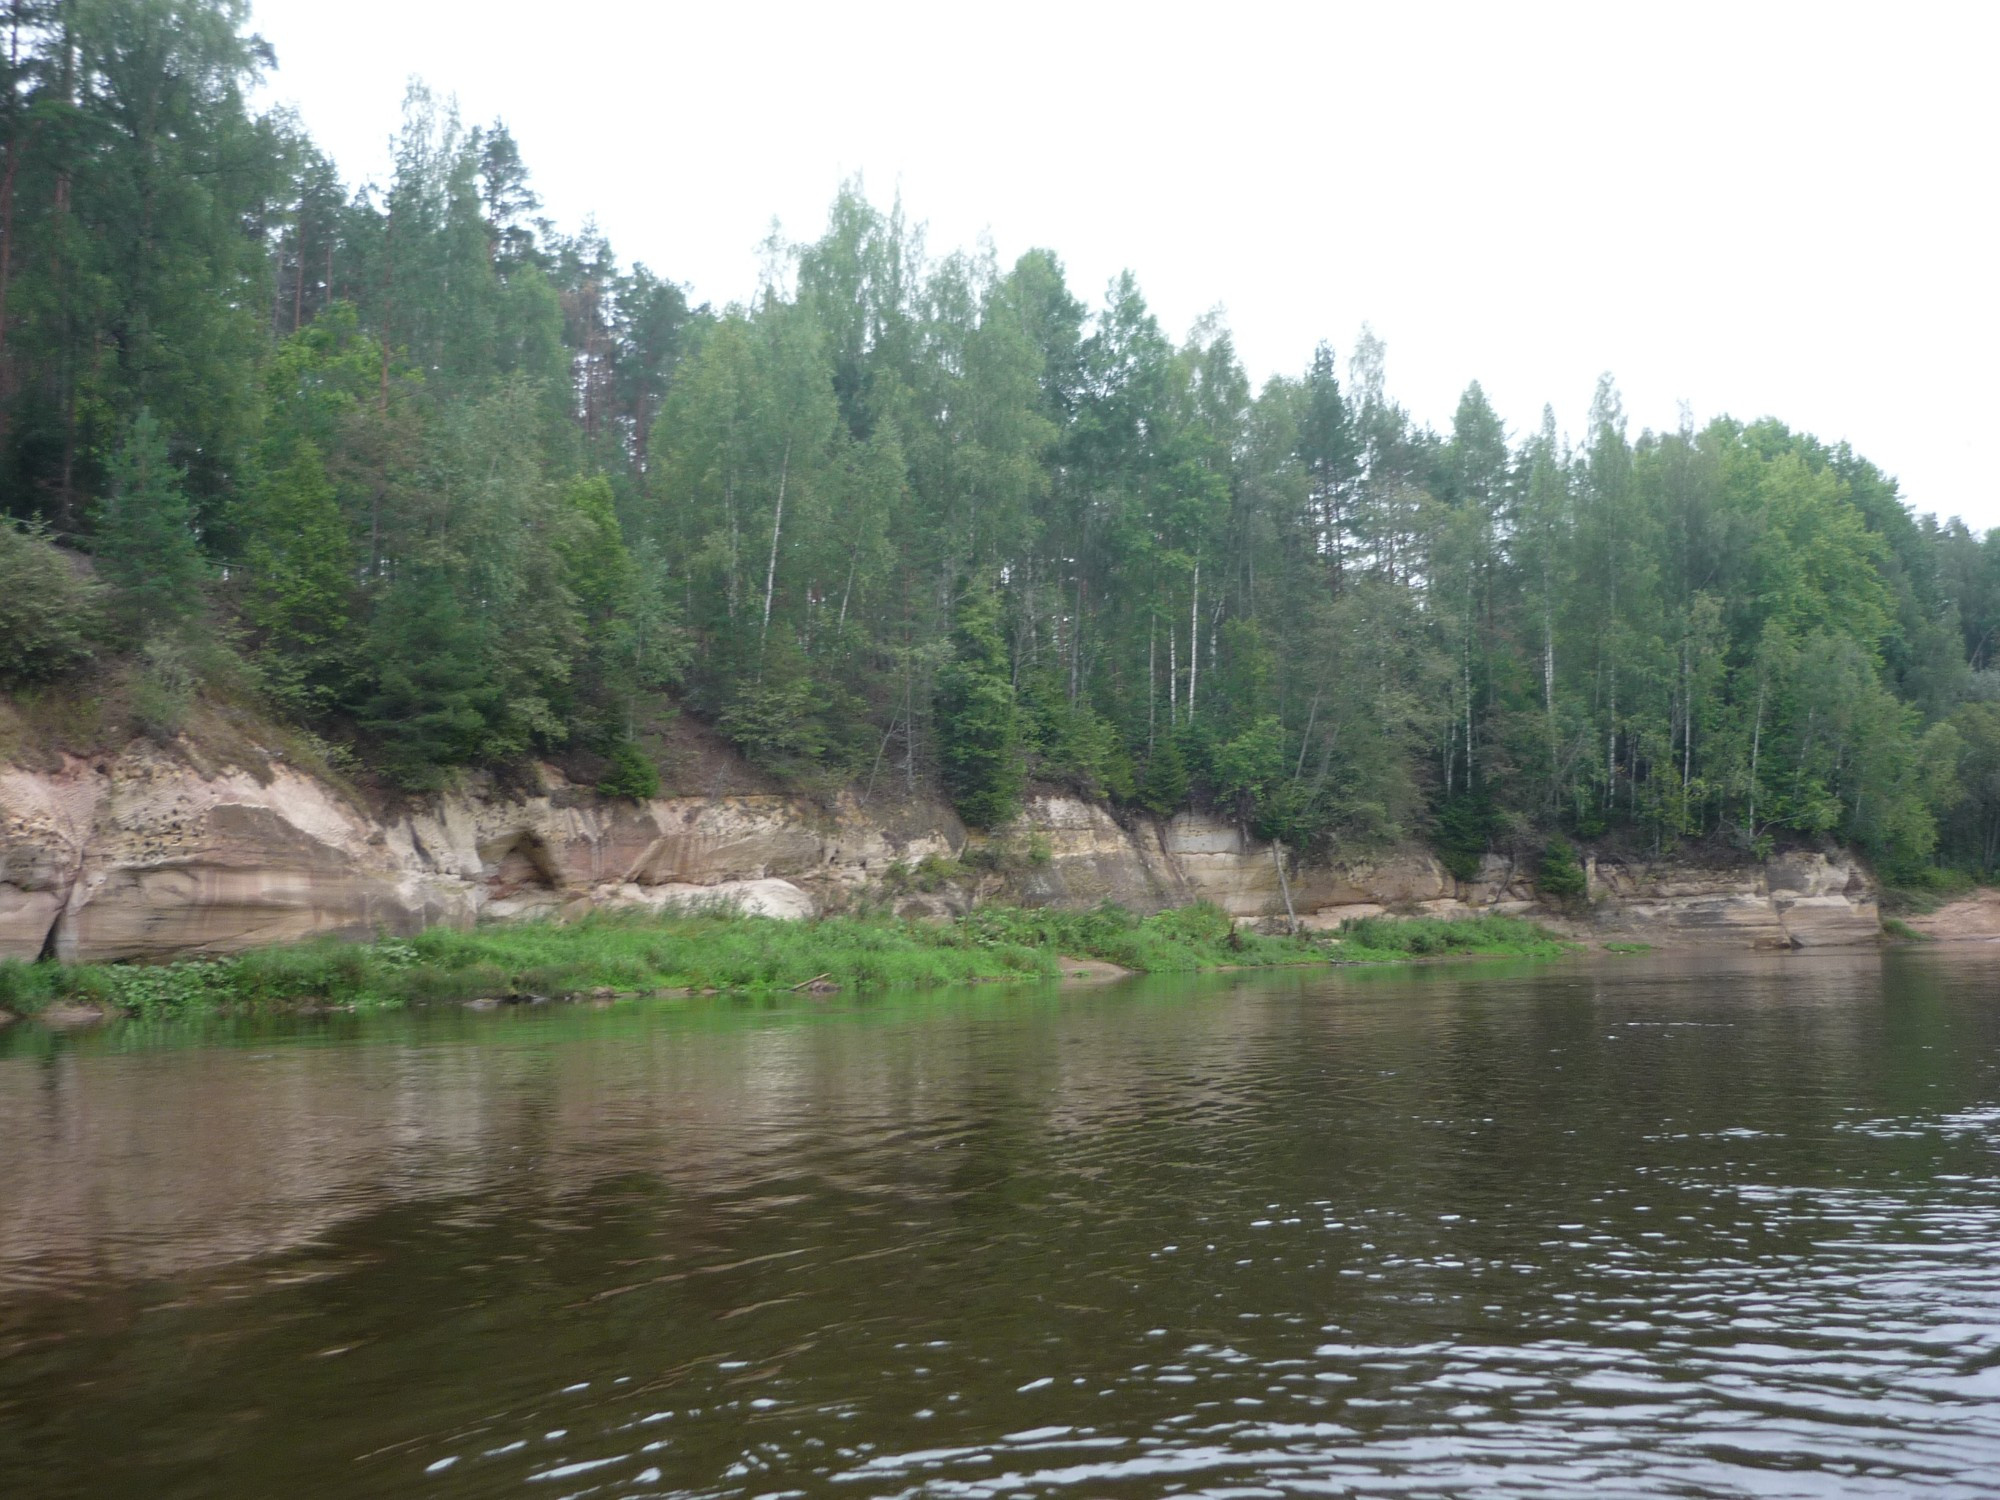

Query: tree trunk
1187,556,1201,723
1272,840,1298,936
1748,679,1766,833
293,209,305,334
1463,639,1474,789
1542,604,1557,805
0,115,32,455
759,439,791,651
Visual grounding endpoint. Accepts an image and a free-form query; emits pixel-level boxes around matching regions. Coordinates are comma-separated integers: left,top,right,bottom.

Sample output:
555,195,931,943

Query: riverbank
2,723,1885,967
0,907,1571,1024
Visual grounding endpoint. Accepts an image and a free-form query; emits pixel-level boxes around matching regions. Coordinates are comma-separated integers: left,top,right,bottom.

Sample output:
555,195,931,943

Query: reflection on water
2,950,1999,1497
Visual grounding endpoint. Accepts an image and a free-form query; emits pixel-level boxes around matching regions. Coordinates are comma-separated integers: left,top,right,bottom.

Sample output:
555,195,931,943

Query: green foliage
0,23,1991,884
1019,667,1119,794
1137,735,1191,816
0,902,1357,1022
359,572,505,788
1434,793,1496,883
935,584,1024,827
130,636,198,742
94,410,208,641
0,960,55,1016
596,741,661,801
717,635,836,769
905,853,962,891
1536,836,1589,903
1938,701,2000,875
954,901,1321,973
1329,914,1570,961
0,522,101,688
240,437,352,713
1217,715,1290,833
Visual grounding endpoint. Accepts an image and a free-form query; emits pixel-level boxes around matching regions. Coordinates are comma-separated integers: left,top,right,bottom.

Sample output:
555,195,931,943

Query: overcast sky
249,0,1997,529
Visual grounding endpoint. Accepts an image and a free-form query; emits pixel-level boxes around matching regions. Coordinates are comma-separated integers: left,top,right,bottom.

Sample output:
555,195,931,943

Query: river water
3,949,2000,1498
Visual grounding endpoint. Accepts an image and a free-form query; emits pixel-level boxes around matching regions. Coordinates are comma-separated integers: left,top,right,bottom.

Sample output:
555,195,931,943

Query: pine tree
935,584,1023,828
359,572,504,789
1137,735,1190,816
95,410,208,640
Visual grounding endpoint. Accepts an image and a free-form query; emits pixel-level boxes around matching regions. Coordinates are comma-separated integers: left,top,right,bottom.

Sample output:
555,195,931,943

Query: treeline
4,1,2000,881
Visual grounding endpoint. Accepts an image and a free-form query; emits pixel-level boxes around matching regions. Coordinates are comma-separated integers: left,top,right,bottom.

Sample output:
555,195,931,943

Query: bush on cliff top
0,523,102,689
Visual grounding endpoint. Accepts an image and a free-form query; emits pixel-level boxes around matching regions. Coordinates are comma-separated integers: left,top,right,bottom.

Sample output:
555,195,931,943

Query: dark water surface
4,950,2000,1498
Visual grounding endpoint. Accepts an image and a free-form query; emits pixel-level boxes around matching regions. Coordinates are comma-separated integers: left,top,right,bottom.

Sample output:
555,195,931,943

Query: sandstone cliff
0,739,1882,964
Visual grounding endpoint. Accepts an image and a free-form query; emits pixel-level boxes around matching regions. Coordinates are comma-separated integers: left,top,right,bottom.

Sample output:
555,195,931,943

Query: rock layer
0,740,1883,963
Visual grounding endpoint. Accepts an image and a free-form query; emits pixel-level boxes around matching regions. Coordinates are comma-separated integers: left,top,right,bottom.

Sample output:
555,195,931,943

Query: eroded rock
0,736,1885,962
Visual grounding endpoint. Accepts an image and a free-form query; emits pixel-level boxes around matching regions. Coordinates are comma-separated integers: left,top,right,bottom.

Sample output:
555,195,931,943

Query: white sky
249,0,1999,530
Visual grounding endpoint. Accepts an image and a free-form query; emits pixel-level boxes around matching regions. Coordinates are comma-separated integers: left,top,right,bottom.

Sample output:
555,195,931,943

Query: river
2,949,1999,1497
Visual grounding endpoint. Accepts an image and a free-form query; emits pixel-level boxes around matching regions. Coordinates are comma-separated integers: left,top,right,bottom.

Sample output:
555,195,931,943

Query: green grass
0,905,1569,1023
1880,916,1932,943
952,902,1325,973
1322,914,1575,964
1879,868,1981,915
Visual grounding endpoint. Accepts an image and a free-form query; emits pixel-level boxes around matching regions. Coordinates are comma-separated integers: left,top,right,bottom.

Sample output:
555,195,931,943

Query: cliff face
0,741,1882,964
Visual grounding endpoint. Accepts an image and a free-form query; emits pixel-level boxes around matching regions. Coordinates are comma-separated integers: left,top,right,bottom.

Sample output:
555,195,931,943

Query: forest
4,0,2000,884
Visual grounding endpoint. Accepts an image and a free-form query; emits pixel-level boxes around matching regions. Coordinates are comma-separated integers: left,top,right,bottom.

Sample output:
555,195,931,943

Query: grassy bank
0,905,1568,1022
1323,914,1573,963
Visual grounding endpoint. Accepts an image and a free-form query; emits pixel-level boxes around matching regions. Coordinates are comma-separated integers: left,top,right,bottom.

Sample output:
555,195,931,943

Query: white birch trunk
760,439,791,649
1187,557,1200,723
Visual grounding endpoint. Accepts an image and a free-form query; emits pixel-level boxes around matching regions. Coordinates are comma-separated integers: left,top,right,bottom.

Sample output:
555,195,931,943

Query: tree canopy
3,0,1997,883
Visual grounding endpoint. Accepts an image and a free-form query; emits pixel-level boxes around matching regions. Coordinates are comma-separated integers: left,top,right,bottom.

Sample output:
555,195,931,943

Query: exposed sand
1905,889,2000,941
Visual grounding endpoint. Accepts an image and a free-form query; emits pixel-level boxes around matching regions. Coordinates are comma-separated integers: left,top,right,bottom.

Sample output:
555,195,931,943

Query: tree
1944,703,2000,874
240,438,351,712
95,410,207,639
359,570,503,789
0,520,100,686
1136,734,1190,816
935,583,1023,827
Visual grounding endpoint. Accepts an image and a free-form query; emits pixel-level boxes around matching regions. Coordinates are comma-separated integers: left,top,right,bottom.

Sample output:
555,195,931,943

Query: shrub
959,841,1004,874
1536,836,1589,903
1434,793,1496,883
912,853,961,891
131,636,197,742
1149,901,1236,947
1332,914,1568,960
0,959,55,1015
596,741,662,801
0,522,102,689
935,585,1024,828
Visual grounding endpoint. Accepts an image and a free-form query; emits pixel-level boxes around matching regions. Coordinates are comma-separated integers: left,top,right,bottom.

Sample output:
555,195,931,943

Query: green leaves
0,55,1992,891
935,584,1025,829
1536,837,1588,903
240,438,352,713
0,521,102,688
595,741,662,802
94,410,208,641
